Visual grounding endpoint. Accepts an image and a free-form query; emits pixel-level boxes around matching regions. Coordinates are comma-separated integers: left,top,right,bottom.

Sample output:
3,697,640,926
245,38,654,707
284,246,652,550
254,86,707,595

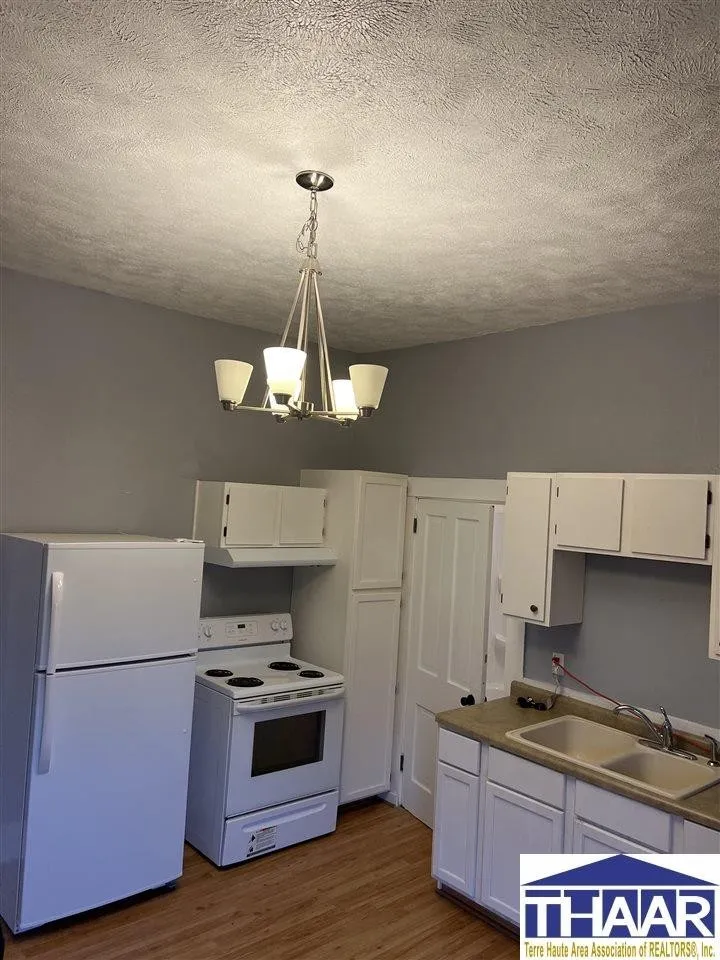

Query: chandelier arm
310,413,350,427
312,272,335,412
302,269,312,402
296,268,312,402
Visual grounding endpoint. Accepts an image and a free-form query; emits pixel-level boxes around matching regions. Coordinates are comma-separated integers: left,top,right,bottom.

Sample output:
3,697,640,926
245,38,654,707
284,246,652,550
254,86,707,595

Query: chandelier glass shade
214,171,388,425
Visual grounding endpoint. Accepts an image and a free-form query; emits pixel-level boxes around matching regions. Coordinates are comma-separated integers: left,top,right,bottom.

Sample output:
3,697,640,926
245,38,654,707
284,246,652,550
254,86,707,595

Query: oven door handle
233,687,345,714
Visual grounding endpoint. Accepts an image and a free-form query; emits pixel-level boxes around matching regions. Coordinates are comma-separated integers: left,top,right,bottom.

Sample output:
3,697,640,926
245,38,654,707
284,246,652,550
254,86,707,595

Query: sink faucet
613,704,696,761
614,704,665,746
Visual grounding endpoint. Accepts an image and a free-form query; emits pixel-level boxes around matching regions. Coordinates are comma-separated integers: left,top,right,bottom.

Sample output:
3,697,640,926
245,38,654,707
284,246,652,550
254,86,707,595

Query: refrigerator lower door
17,657,196,932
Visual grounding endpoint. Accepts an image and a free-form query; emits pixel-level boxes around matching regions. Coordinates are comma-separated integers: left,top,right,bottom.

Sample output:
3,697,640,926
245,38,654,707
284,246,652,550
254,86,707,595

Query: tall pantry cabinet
291,471,407,804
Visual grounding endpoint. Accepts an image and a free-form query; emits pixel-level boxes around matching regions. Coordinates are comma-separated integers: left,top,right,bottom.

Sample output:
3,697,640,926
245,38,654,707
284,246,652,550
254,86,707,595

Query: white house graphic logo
521,854,719,958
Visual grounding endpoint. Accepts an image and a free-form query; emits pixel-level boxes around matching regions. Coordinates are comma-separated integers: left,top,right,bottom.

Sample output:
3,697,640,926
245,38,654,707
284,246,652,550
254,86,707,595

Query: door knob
460,694,475,706
530,604,538,614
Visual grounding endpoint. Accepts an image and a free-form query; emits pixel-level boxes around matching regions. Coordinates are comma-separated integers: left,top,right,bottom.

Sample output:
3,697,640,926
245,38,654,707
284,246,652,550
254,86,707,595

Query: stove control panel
198,613,293,649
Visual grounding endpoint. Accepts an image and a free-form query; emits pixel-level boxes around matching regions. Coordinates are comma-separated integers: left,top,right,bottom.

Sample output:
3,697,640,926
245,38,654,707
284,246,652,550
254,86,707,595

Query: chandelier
214,170,388,425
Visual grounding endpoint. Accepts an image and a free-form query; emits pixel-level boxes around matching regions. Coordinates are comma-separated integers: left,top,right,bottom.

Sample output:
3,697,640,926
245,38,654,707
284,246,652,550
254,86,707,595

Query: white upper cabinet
554,475,624,552
225,483,279,546
278,487,325,545
501,474,551,622
626,476,710,561
502,474,585,626
193,481,327,550
711,478,720,660
352,474,407,590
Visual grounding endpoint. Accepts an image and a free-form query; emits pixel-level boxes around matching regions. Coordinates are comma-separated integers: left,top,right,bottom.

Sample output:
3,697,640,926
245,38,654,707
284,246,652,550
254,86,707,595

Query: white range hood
203,545,337,568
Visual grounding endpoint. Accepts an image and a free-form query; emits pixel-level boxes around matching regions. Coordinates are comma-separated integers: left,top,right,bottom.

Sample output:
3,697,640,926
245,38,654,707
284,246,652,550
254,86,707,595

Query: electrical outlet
551,652,565,678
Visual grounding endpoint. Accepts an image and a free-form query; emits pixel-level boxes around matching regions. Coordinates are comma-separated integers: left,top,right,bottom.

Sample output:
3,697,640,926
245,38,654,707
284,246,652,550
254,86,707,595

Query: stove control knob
280,619,289,631
202,625,212,639
270,619,280,631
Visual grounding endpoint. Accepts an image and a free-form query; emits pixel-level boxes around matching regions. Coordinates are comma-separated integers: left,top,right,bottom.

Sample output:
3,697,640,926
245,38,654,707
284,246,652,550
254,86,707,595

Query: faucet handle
704,734,720,768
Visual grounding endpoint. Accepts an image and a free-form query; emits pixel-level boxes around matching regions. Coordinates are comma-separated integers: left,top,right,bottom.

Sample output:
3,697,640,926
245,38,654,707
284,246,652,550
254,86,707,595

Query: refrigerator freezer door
39,542,203,668
18,658,196,932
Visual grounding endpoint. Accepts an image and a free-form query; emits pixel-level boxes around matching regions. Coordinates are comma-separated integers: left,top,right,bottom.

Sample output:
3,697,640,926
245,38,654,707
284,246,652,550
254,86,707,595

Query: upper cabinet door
224,484,279,546
278,488,326,545
352,475,407,590
554,475,624,552
626,477,710,560
501,474,551,622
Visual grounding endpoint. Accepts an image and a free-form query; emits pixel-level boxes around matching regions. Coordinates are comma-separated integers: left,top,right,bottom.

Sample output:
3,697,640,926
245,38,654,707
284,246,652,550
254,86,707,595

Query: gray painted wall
0,268,355,614
354,298,720,726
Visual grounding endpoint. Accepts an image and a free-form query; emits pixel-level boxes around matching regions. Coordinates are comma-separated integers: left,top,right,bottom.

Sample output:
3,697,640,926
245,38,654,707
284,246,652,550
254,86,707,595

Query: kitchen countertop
436,682,720,831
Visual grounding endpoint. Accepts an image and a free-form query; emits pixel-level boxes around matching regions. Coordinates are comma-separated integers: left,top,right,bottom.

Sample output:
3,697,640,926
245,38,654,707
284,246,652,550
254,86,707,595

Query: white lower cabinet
479,783,564,924
431,762,479,897
430,732,720,928
572,820,656,855
683,820,720,854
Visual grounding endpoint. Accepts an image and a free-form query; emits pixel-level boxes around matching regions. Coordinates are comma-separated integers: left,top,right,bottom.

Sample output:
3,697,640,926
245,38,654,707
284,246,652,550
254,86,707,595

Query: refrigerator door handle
46,571,64,674
38,571,64,773
38,675,55,774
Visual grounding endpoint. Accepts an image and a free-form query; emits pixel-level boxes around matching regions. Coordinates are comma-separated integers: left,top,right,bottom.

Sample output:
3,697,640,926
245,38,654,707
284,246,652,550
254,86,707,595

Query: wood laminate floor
2,801,517,960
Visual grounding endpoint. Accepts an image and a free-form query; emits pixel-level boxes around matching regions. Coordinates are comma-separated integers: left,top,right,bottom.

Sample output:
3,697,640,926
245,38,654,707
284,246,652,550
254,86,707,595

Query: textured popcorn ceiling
1,1,718,350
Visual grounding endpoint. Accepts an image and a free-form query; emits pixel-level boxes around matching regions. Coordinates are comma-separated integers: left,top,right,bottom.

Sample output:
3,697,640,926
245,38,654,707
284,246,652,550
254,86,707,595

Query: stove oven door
226,689,345,817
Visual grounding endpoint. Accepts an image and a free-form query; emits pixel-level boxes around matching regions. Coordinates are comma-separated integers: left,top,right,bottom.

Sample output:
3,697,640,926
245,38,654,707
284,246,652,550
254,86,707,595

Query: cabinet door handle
530,604,538,614
460,694,475,707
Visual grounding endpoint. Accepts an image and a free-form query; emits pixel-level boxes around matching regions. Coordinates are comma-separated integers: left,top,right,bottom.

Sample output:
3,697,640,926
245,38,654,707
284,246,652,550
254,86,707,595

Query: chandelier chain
296,189,319,259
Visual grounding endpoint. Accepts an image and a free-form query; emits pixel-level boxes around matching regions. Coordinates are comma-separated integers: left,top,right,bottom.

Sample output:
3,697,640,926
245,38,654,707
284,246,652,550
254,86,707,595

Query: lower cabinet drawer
487,747,566,808
575,781,672,852
437,728,481,775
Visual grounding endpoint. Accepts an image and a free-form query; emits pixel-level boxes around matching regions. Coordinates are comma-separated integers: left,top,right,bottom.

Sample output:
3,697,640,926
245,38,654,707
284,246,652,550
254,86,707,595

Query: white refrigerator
0,533,204,933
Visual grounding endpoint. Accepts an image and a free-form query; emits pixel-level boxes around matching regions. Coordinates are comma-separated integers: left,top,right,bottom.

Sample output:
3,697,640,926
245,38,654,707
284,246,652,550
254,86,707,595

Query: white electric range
185,614,345,867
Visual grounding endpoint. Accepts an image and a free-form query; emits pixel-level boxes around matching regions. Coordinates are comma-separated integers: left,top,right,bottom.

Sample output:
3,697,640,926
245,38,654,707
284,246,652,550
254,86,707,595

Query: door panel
555,475,624,552
279,488,325,545
353,476,407,589
402,500,492,826
572,820,656,855
501,475,551,621
628,476,709,560
225,484,279,546
479,783,564,925
432,762,479,897
20,659,195,931
42,545,203,668
341,592,401,803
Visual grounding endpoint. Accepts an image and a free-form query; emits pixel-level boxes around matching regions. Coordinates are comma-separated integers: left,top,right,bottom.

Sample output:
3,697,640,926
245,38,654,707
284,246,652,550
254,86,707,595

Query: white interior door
401,499,492,827
20,658,195,931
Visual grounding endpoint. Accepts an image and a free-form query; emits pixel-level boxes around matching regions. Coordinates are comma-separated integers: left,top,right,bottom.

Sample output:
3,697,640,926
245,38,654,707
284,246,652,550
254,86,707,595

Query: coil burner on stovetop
205,669,233,677
227,677,264,687
299,670,325,678
268,661,301,671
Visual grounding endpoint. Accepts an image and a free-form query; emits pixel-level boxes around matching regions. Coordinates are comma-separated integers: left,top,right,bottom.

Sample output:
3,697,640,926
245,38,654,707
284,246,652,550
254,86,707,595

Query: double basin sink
506,715,720,800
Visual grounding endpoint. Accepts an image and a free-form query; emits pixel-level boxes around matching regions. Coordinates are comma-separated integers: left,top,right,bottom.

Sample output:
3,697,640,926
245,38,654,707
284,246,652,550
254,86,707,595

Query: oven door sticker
248,826,277,856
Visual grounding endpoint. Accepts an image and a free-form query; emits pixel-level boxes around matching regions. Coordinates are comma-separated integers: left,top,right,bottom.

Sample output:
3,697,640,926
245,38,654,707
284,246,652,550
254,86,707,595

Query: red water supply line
551,658,621,706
